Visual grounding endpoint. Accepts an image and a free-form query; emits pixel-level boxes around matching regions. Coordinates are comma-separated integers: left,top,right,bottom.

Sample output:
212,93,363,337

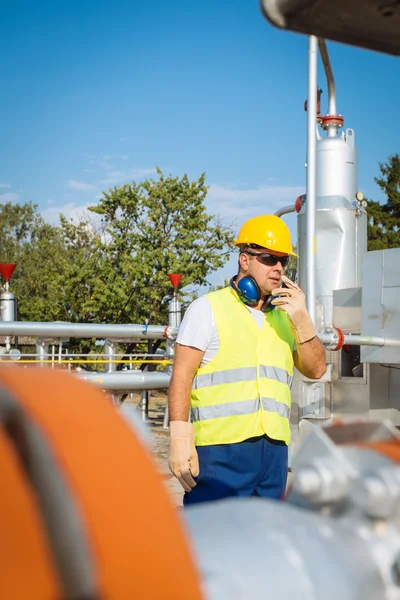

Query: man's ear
239,252,250,273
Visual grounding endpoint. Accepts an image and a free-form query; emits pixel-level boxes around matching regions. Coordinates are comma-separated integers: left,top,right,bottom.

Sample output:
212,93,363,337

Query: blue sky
1,0,399,285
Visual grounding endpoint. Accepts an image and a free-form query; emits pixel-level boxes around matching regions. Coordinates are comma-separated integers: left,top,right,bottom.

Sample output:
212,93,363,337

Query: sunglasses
244,250,290,268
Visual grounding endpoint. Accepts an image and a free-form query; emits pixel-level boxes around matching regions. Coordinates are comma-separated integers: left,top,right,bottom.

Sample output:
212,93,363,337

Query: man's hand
169,420,199,492
271,275,317,344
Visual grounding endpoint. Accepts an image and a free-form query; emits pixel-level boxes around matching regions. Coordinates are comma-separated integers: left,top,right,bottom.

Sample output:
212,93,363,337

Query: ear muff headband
230,275,260,306
229,276,276,313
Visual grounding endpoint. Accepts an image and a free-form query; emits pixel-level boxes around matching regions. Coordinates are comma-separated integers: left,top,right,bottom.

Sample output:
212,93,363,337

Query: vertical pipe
36,339,49,368
306,36,318,325
104,339,117,373
1,291,16,352
163,291,182,429
317,39,337,116
104,339,120,405
58,340,63,366
318,39,338,138
140,339,153,421
139,390,149,421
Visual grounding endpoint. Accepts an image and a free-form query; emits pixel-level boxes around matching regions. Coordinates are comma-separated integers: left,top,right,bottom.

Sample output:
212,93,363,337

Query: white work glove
169,421,199,492
271,275,317,344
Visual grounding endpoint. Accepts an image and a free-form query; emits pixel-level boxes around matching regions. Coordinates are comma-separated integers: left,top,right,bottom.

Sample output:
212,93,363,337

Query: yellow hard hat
234,215,297,256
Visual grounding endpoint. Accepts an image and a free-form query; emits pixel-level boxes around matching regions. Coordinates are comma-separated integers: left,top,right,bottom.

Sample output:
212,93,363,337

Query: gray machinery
185,419,400,600
0,270,181,404
279,40,400,454
0,263,17,354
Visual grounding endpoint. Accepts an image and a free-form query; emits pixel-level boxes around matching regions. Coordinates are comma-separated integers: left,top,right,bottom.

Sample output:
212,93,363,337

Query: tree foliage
367,154,400,250
0,204,66,321
0,202,42,264
0,204,100,324
0,170,234,330
88,168,235,324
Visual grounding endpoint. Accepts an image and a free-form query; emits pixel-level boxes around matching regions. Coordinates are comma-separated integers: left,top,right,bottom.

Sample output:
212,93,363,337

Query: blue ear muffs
233,275,260,306
229,276,275,312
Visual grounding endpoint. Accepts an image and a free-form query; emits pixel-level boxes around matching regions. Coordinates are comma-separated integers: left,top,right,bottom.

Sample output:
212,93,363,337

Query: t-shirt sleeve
176,296,215,351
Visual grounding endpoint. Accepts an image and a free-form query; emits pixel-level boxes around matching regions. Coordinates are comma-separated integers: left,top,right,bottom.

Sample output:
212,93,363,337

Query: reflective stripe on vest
191,287,294,446
191,396,290,421
193,365,292,390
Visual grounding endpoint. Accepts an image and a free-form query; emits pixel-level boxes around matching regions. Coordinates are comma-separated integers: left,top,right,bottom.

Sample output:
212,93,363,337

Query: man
168,215,326,505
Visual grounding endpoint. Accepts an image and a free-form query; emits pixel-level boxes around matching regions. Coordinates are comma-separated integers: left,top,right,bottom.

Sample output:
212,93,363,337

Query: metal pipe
274,204,296,217
3,359,172,365
104,339,118,374
163,291,182,428
317,39,337,116
76,371,171,392
319,331,400,349
306,36,318,325
36,339,49,369
8,352,167,358
0,322,178,340
139,390,149,420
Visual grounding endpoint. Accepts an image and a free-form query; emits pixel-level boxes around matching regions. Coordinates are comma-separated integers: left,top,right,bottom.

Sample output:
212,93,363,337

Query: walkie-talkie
263,281,288,313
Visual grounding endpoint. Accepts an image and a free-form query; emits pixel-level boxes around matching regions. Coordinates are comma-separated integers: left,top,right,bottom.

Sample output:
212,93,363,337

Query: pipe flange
332,328,345,352
320,114,344,130
163,326,178,340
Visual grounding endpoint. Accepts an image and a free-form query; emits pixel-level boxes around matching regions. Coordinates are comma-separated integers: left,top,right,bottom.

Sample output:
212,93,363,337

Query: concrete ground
126,393,185,506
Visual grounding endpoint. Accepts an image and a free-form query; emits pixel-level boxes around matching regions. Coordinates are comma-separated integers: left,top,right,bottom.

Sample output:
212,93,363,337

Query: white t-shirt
176,295,283,367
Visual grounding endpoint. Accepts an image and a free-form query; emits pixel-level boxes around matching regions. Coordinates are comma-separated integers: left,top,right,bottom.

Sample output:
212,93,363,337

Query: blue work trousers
183,434,288,506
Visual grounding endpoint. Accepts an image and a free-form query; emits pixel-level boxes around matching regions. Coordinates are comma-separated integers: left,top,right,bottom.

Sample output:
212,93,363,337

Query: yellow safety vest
191,287,295,446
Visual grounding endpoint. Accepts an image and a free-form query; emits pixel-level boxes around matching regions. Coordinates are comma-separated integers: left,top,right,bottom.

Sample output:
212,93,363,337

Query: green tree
0,169,234,334
0,202,42,264
367,154,400,250
0,203,103,326
58,214,109,323
0,204,108,362
88,168,235,324
0,203,68,321
13,223,69,322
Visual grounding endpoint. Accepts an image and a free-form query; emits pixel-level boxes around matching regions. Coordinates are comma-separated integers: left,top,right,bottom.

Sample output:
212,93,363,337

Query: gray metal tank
0,291,16,322
298,128,367,328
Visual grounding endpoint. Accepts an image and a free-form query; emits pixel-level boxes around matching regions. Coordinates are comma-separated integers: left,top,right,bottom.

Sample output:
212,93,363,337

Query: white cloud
100,167,157,186
41,202,101,227
67,179,95,191
131,167,157,178
85,154,128,172
0,192,20,203
206,183,304,222
100,176,123,185
93,160,114,170
84,151,156,185
0,183,11,189
100,170,126,184
103,154,128,161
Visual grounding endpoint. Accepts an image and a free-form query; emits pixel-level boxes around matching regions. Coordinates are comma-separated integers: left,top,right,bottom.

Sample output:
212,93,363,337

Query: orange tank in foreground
0,366,203,600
